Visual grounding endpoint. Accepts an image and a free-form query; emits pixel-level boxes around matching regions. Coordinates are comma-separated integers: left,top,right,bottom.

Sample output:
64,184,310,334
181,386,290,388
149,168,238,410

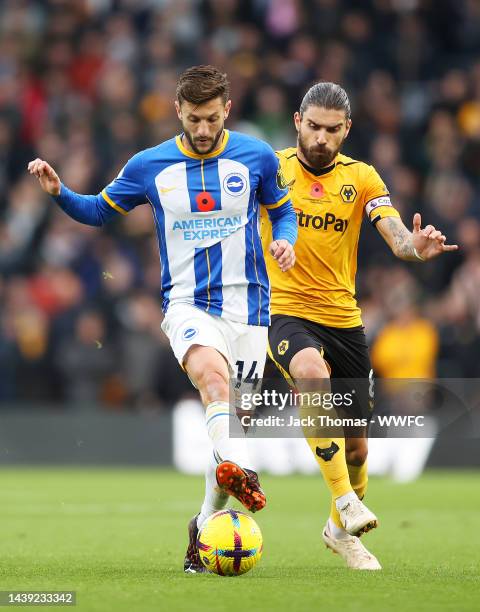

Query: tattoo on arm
385,217,415,259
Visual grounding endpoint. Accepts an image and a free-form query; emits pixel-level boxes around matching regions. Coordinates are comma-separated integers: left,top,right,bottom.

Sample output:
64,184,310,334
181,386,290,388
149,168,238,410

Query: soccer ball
197,509,263,576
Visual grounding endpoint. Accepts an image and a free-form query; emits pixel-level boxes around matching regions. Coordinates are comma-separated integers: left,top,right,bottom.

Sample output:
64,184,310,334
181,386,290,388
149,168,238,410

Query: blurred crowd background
1,0,480,410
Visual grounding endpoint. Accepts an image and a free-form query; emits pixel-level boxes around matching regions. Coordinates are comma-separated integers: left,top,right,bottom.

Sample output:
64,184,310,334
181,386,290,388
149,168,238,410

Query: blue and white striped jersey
101,130,291,326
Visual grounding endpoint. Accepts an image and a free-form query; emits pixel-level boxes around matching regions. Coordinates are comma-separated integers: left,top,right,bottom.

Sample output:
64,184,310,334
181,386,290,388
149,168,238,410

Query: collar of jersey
175,130,230,159
297,155,337,177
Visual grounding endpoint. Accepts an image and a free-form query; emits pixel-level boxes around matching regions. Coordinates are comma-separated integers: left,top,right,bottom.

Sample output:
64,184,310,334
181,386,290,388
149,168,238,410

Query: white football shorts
161,303,268,383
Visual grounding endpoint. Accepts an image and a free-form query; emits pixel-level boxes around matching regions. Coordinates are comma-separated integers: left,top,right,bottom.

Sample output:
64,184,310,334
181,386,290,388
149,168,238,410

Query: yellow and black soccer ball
197,509,263,576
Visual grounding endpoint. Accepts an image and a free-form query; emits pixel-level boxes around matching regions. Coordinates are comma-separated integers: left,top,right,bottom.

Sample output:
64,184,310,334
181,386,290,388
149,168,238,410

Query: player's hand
27,158,61,196
412,212,458,260
269,239,295,272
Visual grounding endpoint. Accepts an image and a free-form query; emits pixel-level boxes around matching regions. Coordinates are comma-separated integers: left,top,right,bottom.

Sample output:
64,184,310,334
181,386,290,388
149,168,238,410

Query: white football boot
338,498,378,536
323,523,382,570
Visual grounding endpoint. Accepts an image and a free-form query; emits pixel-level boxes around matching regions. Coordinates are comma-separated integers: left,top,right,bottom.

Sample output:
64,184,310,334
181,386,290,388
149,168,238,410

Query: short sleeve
101,152,146,216
258,143,290,210
363,165,400,225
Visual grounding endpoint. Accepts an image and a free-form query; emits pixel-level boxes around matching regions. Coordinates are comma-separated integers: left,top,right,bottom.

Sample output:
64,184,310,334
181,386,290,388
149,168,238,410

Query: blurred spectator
116,292,192,410
370,269,439,379
253,84,295,149
429,217,480,377
55,309,116,406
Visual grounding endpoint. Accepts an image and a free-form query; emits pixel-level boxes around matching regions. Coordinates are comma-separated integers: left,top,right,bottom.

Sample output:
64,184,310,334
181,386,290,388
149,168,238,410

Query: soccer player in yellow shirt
261,82,458,570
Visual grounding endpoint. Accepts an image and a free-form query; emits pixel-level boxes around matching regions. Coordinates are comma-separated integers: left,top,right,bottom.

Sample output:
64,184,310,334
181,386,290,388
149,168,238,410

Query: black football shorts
268,314,374,420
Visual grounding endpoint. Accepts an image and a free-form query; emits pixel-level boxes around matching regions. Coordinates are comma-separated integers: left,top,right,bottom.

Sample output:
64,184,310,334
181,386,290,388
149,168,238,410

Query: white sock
335,491,358,510
205,401,253,469
328,517,350,540
197,453,229,529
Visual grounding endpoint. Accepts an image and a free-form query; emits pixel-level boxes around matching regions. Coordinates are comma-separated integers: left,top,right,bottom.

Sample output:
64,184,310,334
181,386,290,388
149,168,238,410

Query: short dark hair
176,65,230,106
299,82,351,119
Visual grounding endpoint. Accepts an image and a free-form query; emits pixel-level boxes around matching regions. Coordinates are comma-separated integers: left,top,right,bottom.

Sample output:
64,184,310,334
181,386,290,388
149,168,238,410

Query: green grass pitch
0,469,479,612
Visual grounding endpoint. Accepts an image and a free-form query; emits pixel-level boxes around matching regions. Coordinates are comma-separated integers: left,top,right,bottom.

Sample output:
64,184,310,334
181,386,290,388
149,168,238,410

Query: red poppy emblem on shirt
310,182,324,198
196,191,216,211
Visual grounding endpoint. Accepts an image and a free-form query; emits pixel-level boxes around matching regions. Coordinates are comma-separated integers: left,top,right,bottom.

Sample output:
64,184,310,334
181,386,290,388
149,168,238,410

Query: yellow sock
329,461,369,528
305,437,352,500
348,461,368,499
297,391,352,519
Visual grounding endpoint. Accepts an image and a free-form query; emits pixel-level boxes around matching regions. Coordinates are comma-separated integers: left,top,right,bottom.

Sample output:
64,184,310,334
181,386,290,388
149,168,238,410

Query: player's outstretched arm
28,158,117,227
376,213,458,262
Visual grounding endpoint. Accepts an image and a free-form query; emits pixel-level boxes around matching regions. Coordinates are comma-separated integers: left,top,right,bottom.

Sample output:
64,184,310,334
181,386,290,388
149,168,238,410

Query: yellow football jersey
261,148,400,328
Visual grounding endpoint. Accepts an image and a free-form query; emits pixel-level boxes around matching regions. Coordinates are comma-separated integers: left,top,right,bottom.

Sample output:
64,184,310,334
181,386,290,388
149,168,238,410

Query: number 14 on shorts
234,360,260,389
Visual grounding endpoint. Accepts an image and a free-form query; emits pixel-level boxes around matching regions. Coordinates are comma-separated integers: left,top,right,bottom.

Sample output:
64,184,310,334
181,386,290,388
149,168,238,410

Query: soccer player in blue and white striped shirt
29,65,297,573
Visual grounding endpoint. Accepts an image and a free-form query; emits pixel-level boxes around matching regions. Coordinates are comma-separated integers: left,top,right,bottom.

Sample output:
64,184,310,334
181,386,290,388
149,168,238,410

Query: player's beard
297,130,346,170
184,127,224,155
